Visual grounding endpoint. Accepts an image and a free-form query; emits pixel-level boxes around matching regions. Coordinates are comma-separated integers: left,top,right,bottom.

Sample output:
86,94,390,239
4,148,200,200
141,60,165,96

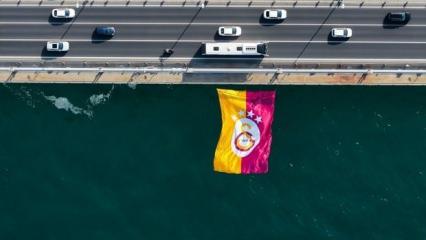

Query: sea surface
0,84,425,240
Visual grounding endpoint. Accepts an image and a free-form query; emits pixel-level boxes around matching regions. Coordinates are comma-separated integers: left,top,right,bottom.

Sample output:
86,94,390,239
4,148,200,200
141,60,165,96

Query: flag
214,89,276,174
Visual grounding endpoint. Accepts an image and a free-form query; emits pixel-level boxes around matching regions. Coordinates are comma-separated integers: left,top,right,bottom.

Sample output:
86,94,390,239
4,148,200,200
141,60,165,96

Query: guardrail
2,67,426,74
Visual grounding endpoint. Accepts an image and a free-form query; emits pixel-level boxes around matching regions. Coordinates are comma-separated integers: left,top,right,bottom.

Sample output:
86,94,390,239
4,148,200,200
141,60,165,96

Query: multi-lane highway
2,6,426,66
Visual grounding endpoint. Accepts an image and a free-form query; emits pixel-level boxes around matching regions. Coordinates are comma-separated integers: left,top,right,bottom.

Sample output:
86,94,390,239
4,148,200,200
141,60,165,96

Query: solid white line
3,21,426,27
0,4,426,9
2,56,426,63
2,38,426,44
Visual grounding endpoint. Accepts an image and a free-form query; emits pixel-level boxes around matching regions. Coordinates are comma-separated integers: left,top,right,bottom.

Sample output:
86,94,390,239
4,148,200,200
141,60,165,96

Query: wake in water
44,86,115,118
88,86,114,106
3,84,115,118
44,96,93,117
127,82,137,90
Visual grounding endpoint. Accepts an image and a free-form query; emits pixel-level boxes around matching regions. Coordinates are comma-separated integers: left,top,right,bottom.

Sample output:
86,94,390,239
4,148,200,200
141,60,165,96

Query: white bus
202,42,268,56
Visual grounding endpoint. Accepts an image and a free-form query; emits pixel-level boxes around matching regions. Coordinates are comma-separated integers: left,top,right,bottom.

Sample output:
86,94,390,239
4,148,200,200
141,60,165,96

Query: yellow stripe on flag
214,89,246,174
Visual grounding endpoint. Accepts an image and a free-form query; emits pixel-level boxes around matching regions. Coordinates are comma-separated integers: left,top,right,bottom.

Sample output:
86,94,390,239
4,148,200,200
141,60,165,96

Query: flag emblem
231,112,260,157
214,89,276,174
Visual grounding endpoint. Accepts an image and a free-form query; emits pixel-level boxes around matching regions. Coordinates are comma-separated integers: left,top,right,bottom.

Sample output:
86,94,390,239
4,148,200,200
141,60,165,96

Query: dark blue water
0,84,425,239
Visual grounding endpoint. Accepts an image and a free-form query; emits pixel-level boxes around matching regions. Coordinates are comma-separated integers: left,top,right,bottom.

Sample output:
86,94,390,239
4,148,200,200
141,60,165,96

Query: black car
387,12,411,23
95,26,116,36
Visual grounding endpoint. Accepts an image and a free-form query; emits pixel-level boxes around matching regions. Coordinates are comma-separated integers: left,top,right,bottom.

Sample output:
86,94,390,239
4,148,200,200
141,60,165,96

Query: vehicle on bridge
164,48,174,55
51,8,75,19
202,42,268,56
386,12,411,23
95,26,116,37
331,28,352,38
218,26,242,37
263,9,287,20
46,41,70,52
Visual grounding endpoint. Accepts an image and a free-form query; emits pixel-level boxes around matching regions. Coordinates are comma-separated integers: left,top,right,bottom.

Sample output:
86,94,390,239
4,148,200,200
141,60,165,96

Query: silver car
46,41,70,52
218,26,242,37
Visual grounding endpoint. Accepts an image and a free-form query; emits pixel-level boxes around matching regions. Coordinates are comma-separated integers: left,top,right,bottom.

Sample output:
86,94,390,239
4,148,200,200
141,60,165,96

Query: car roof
223,27,233,33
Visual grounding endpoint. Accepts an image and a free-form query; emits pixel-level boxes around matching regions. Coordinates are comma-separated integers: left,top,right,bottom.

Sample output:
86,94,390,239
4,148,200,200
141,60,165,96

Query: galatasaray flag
214,89,276,174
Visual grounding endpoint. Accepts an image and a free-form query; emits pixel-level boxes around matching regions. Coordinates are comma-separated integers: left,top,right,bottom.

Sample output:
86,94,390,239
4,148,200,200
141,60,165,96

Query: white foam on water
40,86,115,118
127,82,137,90
88,86,114,106
44,95,93,117
89,93,109,106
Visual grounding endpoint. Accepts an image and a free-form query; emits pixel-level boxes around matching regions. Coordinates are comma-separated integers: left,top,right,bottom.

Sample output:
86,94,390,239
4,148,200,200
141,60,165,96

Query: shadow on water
258,15,284,26
182,45,264,83
40,46,67,60
327,32,349,45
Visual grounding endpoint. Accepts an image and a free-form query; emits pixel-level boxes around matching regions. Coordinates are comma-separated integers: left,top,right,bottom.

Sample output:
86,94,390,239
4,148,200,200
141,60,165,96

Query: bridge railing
2,67,426,74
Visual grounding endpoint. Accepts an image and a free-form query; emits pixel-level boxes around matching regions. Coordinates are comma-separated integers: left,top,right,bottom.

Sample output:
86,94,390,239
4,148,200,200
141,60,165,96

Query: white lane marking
1,4,426,9
2,21,426,27
2,39,426,44
1,56,426,63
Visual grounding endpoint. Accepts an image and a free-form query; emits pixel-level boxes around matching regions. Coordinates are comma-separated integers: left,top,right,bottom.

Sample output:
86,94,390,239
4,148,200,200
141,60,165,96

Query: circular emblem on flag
234,131,255,151
231,117,260,157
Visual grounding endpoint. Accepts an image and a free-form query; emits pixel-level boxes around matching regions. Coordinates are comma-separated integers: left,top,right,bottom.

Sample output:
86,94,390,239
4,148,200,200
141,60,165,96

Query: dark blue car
95,26,116,37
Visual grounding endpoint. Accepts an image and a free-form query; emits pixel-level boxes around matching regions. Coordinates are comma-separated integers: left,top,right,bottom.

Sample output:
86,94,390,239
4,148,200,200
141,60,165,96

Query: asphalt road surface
2,6,426,66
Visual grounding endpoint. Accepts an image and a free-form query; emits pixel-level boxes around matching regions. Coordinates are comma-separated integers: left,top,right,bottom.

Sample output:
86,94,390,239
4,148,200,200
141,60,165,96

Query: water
0,84,425,239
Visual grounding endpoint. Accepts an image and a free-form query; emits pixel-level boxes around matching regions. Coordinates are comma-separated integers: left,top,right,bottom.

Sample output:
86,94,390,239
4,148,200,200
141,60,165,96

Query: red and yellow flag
214,89,276,174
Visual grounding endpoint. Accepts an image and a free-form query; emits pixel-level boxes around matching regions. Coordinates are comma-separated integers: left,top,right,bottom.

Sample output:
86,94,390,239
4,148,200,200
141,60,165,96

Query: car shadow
48,15,73,25
327,32,349,45
91,30,113,44
213,32,240,41
40,46,67,60
259,15,284,26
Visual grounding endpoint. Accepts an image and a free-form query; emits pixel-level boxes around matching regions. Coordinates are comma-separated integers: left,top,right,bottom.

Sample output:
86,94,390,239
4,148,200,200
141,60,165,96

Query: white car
46,41,70,52
51,8,75,18
218,26,242,37
331,28,353,38
263,9,287,20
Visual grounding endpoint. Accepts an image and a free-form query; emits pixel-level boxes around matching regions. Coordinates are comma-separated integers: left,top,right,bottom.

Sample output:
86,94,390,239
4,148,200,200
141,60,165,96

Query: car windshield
344,30,348,35
232,28,236,34
65,10,69,16
221,28,224,34
53,10,57,15
277,11,282,17
59,43,63,49
266,12,269,17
